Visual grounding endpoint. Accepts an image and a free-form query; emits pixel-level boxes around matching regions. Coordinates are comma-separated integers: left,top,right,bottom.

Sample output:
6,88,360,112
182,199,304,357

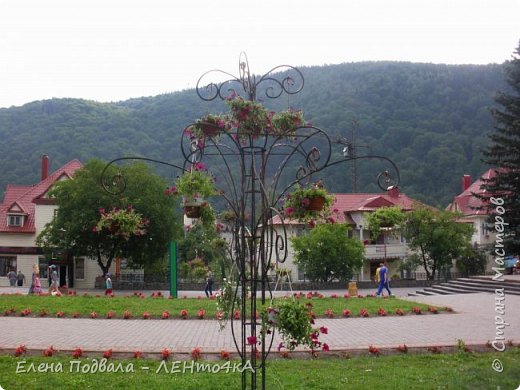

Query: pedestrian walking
105,273,113,295
16,271,25,287
205,268,214,298
7,270,17,287
376,262,392,297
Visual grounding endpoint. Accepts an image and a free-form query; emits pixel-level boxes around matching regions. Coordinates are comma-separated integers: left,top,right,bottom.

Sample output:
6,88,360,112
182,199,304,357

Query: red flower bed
14,345,27,357
72,348,83,359
161,348,171,360
191,347,202,361
43,346,57,357
368,345,380,356
220,350,230,360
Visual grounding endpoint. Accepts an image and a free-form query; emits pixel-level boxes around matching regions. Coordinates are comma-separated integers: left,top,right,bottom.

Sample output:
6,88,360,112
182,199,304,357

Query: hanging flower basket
182,197,204,219
283,183,334,223
267,307,279,325
200,124,220,138
307,195,325,211
184,205,202,218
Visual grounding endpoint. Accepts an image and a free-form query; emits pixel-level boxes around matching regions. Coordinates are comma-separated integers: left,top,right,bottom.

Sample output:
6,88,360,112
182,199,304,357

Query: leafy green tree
456,244,488,277
482,40,520,254
365,206,407,240
403,207,474,280
291,223,364,282
37,159,183,275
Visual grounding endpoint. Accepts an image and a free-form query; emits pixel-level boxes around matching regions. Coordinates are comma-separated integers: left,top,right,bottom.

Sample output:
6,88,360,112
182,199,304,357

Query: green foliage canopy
482,40,520,254
365,206,407,240
291,223,364,282
402,207,474,280
0,62,505,209
36,159,183,275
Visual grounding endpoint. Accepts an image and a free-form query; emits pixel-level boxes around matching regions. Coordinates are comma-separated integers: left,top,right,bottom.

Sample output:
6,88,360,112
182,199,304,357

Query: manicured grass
0,349,517,389
0,292,440,319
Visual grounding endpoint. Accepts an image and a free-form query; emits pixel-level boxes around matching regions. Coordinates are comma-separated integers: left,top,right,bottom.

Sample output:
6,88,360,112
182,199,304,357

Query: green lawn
0,349,517,389
0,293,441,319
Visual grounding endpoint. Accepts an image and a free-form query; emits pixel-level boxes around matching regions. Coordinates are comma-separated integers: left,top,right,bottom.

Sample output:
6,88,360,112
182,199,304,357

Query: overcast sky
0,0,519,109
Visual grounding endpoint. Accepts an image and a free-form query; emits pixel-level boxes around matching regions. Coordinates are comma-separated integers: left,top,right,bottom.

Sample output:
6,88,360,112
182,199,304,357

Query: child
105,273,113,295
33,264,42,294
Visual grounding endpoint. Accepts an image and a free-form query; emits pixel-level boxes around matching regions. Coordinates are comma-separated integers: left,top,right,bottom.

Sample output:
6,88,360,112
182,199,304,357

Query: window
75,258,85,280
38,257,49,279
8,215,23,227
0,256,17,276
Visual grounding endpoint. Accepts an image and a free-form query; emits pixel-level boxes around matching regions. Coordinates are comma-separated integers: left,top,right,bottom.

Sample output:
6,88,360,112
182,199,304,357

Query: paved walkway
0,289,518,354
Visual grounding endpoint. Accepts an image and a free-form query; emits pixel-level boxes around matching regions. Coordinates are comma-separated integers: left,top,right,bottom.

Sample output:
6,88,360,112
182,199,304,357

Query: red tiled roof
271,189,420,225
0,159,82,233
446,169,496,216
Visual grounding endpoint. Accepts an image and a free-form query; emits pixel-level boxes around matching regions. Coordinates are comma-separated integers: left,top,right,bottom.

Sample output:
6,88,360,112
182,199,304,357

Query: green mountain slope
0,61,505,207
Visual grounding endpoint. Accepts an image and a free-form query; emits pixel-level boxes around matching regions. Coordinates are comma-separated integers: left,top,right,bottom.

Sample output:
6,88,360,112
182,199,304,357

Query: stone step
409,277,520,296
454,278,520,291
412,290,439,296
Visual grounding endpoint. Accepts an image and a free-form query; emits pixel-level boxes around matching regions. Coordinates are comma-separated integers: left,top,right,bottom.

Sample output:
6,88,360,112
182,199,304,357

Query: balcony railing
364,244,408,259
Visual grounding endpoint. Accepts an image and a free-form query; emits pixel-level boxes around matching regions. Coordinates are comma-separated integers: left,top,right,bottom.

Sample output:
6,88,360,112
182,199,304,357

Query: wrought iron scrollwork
102,54,400,390
196,52,304,102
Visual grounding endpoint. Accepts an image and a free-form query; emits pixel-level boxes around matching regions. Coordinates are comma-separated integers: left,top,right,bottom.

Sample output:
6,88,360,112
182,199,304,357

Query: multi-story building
0,156,108,289
271,187,422,282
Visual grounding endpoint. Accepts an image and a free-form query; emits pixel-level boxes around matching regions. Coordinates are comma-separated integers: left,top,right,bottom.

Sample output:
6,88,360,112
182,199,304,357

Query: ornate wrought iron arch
101,54,400,390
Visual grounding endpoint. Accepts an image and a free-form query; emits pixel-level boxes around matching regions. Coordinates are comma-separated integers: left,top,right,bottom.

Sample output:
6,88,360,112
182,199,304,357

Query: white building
271,188,422,282
0,156,111,289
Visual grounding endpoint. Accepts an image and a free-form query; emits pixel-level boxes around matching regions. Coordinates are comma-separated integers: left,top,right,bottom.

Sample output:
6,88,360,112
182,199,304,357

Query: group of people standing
6,269,25,287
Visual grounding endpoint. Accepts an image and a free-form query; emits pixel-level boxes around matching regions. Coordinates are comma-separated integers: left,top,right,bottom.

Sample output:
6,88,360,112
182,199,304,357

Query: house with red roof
0,156,104,288
447,170,498,273
447,170,496,248
271,187,426,282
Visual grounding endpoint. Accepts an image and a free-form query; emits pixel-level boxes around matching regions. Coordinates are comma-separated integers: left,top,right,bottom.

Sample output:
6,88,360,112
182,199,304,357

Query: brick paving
0,290,518,354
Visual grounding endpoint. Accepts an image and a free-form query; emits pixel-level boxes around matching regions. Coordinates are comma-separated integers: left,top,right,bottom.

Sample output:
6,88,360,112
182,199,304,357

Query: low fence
96,274,436,291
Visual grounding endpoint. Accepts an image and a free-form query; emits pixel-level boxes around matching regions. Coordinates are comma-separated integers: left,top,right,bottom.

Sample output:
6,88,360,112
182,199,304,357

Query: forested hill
0,61,506,208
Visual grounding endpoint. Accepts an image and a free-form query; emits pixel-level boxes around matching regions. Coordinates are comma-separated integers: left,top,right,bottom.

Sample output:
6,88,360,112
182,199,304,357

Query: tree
37,159,183,275
291,223,364,282
482,40,520,254
365,206,407,240
403,207,474,280
456,244,488,277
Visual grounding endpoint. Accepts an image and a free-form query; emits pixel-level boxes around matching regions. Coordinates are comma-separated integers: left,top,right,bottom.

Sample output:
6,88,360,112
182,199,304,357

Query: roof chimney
41,154,49,181
462,174,471,192
387,186,400,198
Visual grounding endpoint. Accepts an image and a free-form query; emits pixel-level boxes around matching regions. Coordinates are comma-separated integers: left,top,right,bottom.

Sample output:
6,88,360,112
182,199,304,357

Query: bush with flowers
215,278,241,330
94,206,148,240
187,94,309,142
283,183,334,223
170,163,216,218
190,113,230,139
226,96,269,138
271,108,306,137
262,298,326,352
